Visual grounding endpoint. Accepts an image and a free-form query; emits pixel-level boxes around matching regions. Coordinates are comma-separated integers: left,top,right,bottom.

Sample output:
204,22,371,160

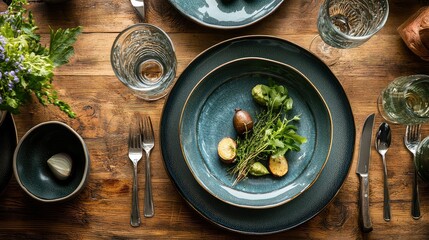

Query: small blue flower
8,82,14,91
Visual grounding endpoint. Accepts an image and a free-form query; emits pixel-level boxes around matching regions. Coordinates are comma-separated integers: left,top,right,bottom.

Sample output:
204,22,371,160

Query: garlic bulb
47,153,73,180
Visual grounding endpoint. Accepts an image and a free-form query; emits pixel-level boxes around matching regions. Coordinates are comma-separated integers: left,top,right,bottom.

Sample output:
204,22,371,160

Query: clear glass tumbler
111,24,177,101
310,0,389,65
378,74,429,125
415,136,429,182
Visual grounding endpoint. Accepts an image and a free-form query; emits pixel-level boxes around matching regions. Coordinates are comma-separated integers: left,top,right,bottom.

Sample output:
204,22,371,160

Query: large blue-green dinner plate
167,0,284,29
0,112,17,195
180,57,332,209
160,36,355,234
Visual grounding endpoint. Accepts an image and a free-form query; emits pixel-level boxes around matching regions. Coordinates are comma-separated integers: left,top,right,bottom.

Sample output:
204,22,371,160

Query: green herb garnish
231,83,307,184
0,0,81,117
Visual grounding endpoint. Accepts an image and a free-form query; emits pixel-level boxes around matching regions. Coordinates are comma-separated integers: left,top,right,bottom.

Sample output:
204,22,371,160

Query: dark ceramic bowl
0,112,17,195
416,136,429,182
13,121,90,202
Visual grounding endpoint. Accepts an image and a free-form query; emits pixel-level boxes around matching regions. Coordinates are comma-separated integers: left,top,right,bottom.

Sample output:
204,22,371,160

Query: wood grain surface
1,0,429,239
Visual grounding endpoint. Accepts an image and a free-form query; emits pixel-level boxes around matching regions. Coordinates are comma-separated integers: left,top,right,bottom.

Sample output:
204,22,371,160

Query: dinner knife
356,113,375,233
130,0,145,21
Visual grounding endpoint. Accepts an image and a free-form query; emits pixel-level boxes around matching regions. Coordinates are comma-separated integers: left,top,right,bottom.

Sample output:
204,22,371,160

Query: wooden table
1,0,429,238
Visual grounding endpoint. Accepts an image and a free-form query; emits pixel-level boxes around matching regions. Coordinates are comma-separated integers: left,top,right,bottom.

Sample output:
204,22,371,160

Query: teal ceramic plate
180,57,332,209
168,0,284,29
0,112,17,195
160,36,355,234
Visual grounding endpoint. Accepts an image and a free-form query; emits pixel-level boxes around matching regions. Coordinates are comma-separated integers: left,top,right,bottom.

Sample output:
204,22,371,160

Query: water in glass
111,24,177,101
318,0,389,49
378,75,429,125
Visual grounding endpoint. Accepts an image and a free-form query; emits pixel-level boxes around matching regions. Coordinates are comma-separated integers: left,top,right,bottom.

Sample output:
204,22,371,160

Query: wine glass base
309,35,342,66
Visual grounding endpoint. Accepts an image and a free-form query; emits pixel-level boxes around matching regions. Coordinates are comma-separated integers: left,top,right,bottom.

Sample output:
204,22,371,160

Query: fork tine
408,125,414,141
135,128,140,148
132,131,137,148
138,114,143,141
416,124,422,139
137,128,142,148
410,124,421,141
142,116,148,141
406,125,417,141
143,115,154,141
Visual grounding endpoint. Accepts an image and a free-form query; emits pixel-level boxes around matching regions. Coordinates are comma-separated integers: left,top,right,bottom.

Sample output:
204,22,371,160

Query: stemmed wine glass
310,0,389,66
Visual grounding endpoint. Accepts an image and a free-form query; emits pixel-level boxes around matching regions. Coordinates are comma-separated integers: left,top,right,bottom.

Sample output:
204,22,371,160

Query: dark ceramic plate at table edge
0,112,17,195
179,57,333,209
160,35,355,234
167,0,284,29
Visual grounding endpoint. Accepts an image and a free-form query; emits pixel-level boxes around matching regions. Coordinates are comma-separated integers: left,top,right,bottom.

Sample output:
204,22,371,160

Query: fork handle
131,163,141,226
144,151,154,217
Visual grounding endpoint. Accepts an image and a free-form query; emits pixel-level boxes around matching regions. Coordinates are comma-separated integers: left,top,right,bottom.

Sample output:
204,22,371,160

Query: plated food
179,57,332,209
217,83,307,183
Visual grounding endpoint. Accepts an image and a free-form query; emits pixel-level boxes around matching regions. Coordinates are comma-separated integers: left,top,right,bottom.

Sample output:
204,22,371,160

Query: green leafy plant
0,0,81,118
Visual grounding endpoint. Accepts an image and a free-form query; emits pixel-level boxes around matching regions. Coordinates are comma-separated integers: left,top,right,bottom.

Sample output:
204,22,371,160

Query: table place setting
1,0,429,238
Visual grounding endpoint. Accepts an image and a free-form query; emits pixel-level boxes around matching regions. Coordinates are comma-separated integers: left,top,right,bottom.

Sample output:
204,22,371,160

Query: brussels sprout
249,162,270,176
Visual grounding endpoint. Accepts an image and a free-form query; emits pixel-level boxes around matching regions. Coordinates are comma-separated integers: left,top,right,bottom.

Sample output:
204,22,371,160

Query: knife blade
130,0,145,21
356,113,375,233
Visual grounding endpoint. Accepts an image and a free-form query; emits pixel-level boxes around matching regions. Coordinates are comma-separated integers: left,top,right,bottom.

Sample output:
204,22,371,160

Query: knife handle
359,175,373,233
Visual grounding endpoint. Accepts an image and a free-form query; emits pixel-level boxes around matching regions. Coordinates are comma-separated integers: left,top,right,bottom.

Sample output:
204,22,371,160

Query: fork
404,124,422,220
128,122,143,227
141,115,155,217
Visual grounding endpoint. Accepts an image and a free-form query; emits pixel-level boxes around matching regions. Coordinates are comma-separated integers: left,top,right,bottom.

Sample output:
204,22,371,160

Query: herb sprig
0,0,81,117
231,84,307,184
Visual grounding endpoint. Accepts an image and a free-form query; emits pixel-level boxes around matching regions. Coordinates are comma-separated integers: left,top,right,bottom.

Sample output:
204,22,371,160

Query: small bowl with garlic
13,121,90,202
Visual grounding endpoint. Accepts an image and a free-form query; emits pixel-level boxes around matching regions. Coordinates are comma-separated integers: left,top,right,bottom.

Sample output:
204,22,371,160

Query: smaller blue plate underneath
180,57,332,209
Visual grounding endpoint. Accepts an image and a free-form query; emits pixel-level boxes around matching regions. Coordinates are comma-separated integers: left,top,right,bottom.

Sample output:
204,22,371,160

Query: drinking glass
378,74,429,125
415,137,429,182
111,23,177,101
309,0,389,66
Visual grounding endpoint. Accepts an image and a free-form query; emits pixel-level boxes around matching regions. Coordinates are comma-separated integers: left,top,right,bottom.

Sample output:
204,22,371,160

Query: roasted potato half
268,155,288,177
217,137,237,164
